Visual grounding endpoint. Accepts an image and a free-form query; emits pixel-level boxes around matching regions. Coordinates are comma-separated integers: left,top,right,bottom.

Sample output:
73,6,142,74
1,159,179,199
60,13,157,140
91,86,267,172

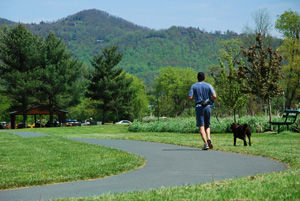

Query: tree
275,10,300,40
125,73,149,120
0,24,40,127
213,39,249,123
276,10,300,108
86,46,132,123
242,8,273,48
236,33,283,130
36,33,83,126
278,38,300,108
155,67,196,117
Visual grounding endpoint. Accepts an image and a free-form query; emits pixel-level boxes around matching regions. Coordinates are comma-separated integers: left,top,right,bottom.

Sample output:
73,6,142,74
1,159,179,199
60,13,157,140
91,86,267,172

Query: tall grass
129,116,300,133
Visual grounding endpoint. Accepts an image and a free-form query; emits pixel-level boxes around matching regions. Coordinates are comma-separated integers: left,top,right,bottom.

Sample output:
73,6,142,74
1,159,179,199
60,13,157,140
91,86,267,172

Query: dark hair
197,72,205,81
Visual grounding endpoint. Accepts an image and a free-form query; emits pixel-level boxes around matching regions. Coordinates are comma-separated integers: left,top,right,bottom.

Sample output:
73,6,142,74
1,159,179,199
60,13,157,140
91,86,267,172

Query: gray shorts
195,105,211,127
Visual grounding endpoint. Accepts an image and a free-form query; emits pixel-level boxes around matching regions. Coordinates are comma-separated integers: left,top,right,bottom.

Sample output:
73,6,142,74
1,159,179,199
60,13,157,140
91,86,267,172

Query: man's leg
206,126,213,149
205,127,211,139
200,126,208,144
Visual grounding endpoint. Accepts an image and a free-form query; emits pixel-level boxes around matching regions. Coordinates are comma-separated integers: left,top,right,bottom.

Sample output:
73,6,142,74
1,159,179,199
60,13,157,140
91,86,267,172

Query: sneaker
202,144,209,150
207,139,213,149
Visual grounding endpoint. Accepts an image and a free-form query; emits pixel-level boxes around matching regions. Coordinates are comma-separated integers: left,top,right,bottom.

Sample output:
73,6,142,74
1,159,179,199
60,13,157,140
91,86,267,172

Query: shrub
128,116,297,133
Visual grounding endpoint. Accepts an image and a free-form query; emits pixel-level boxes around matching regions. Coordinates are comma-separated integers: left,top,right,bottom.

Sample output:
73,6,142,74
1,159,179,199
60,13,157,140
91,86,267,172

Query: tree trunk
49,107,54,127
23,112,28,128
233,109,237,123
102,109,107,124
268,99,273,131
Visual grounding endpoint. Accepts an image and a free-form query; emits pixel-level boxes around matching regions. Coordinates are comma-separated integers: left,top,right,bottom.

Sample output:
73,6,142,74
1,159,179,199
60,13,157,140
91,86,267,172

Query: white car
115,120,132,125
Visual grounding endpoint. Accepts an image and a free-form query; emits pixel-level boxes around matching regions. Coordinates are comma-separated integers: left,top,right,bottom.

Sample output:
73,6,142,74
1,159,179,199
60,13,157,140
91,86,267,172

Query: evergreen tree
36,33,83,126
0,24,40,127
86,46,132,123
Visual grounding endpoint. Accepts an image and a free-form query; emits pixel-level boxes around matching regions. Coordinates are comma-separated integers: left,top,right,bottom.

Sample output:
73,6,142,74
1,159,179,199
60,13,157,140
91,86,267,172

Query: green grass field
2,125,300,200
0,131,145,189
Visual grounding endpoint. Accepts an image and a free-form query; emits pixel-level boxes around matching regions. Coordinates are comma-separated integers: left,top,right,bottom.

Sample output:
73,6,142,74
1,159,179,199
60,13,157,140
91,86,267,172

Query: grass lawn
0,131,145,189
4,125,300,200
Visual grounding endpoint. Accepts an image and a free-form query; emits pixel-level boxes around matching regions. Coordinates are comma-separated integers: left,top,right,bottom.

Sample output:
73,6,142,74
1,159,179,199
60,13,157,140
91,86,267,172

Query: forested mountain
0,9,241,85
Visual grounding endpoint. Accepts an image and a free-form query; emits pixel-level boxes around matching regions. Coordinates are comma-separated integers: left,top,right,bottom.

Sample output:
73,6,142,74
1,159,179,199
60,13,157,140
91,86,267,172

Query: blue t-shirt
188,81,216,105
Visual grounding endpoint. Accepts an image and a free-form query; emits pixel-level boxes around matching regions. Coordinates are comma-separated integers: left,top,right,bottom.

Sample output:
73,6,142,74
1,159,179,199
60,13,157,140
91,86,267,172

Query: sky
1,0,299,37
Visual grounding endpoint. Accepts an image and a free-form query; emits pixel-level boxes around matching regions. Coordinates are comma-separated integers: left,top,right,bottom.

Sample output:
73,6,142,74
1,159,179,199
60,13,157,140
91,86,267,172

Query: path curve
0,133,286,201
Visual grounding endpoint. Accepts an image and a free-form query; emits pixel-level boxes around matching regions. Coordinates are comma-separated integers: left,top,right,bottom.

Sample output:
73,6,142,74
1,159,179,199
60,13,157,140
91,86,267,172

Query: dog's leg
248,135,251,146
234,137,237,146
243,137,247,146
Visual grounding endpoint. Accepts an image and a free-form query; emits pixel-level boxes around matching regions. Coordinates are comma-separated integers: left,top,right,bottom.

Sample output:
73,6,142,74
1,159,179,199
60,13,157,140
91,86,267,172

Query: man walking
188,72,217,150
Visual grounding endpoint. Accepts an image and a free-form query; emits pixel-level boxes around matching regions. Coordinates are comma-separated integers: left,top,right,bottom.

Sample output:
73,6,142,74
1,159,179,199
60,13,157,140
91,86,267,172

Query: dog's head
230,123,239,131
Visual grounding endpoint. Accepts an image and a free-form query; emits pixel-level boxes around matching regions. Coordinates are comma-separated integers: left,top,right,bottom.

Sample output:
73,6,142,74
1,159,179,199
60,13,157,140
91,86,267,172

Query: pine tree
86,46,133,123
0,24,40,127
36,33,83,126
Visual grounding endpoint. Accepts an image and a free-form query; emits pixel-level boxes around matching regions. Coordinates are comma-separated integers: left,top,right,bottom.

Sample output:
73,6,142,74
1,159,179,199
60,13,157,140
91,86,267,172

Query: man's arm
212,93,217,102
188,96,194,100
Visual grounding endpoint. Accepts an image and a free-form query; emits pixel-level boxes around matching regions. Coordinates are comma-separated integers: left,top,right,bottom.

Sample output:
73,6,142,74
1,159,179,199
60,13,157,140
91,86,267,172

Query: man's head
197,72,205,81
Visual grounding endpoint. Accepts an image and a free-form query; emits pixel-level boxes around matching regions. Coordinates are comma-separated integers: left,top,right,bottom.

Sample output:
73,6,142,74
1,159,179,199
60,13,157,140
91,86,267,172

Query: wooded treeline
0,10,299,126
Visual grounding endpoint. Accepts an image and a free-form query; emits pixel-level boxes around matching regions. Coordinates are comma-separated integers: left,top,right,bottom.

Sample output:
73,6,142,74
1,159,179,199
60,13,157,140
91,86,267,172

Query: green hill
0,9,240,85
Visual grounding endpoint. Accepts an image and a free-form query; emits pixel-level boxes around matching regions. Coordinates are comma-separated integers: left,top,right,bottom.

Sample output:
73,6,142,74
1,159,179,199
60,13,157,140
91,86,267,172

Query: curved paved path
0,132,286,201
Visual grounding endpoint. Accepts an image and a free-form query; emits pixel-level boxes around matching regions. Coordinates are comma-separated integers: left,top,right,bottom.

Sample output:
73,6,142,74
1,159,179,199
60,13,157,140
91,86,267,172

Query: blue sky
1,0,299,37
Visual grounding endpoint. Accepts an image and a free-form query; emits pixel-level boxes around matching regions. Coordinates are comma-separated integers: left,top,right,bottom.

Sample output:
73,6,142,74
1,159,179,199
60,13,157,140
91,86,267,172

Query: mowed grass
5,125,300,200
0,132,145,189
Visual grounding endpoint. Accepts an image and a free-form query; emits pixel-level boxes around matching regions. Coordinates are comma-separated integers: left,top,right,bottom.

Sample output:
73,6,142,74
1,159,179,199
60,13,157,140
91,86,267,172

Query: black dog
230,123,251,146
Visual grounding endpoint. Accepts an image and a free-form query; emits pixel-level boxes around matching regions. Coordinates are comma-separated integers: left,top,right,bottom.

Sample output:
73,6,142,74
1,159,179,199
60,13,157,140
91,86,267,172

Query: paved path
0,132,286,201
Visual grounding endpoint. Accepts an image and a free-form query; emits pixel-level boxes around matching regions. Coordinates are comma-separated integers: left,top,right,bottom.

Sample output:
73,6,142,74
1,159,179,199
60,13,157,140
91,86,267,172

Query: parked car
115,120,132,125
82,119,91,126
6,122,11,129
0,122,6,129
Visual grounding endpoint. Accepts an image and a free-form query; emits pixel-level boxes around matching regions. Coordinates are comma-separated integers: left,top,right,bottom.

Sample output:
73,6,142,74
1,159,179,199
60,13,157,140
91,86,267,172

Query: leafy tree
236,33,283,130
0,24,40,127
86,46,132,123
125,73,149,120
36,33,83,126
278,38,300,108
275,10,300,40
213,39,249,123
276,10,300,108
155,67,196,117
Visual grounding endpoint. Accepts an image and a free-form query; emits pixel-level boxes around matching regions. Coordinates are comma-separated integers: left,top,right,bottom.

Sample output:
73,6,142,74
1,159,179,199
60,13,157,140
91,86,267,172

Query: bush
128,116,296,133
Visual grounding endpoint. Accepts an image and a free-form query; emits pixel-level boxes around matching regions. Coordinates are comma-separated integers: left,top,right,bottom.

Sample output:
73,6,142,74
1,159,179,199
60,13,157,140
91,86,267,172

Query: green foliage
278,38,300,108
213,39,249,122
0,24,84,126
155,67,197,117
275,10,300,40
276,11,300,109
236,33,284,129
1,10,240,85
0,24,41,125
36,33,83,126
125,73,149,120
129,116,297,133
86,46,133,123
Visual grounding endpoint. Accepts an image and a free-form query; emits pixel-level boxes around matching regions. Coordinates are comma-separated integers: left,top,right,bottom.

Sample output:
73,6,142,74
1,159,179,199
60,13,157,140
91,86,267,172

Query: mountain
0,9,240,85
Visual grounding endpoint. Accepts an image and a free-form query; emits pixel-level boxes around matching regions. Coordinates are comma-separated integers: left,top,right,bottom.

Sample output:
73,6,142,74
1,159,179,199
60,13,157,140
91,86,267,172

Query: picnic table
271,108,300,133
